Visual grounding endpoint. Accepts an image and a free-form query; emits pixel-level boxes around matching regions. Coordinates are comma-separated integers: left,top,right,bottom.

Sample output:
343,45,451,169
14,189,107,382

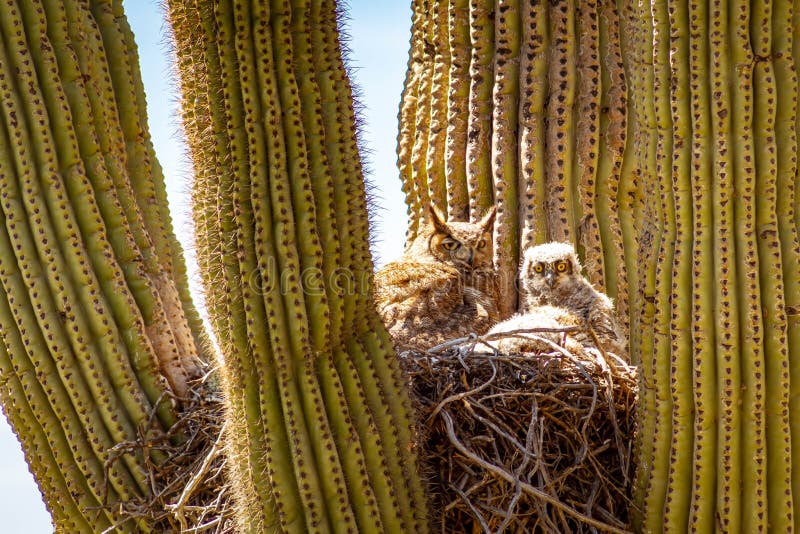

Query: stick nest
400,332,639,533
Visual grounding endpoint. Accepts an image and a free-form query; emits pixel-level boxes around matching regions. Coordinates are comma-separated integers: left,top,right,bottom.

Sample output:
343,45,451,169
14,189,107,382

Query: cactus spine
398,0,800,530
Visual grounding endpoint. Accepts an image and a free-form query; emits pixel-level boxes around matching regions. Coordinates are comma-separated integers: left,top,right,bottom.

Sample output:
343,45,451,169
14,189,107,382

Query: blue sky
0,1,411,531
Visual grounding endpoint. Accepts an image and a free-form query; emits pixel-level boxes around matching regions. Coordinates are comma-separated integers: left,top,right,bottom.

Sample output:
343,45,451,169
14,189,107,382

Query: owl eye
442,240,458,251
476,239,487,249
533,263,544,273
556,261,568,273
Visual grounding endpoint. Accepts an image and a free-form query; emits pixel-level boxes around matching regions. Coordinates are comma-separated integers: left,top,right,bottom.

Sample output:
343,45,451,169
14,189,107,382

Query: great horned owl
374,205,500,351
520,242,628,359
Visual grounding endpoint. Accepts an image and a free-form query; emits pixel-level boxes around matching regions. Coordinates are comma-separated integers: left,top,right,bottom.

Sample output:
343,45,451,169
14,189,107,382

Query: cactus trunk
166,1,428,531
0,0,211,531
398,0,800,530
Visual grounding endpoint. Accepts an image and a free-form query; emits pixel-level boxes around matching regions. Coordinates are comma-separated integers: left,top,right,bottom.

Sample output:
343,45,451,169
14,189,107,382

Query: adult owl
373,206,499,351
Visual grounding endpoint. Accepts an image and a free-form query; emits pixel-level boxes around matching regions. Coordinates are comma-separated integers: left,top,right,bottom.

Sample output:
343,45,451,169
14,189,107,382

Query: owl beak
544,271,555,288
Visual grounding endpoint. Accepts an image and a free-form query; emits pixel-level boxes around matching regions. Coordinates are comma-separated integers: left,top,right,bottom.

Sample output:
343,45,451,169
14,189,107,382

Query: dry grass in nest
400,330,639,533
105,372,235,533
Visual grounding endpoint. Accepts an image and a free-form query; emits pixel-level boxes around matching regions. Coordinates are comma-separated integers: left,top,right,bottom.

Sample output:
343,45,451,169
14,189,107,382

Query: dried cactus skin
0,0,209,530
167,0,428,531
397,0,800,531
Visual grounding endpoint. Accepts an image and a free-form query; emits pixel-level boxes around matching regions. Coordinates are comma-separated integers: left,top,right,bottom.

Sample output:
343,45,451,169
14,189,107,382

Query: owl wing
374,261,463,316
587,306,628,358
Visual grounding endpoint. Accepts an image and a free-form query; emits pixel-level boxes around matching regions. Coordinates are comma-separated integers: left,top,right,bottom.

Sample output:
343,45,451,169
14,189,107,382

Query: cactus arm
34,0,187,414
0,5,158,502
636,0,675,529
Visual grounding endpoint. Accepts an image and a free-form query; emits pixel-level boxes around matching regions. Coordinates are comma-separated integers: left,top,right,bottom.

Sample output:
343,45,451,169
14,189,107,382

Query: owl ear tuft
479,206,497,233
428,205,449,233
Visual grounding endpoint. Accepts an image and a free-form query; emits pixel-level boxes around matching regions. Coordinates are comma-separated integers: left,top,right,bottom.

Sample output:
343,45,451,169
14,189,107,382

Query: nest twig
401,332,638,533
104,370,235,533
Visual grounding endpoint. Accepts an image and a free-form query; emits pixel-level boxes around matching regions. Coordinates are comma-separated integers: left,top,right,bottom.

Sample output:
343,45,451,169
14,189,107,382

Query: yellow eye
556,261,568,273
533,263,544,273
442,240,458,251
477,239,487,249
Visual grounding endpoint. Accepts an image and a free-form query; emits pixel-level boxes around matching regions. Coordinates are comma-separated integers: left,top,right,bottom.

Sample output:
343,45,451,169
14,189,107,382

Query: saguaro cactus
166,0,428,531
0,0,211,531
398,0,800,531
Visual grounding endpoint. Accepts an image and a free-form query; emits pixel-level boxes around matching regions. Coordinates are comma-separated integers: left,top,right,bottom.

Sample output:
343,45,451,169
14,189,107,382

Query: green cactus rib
729,0,766,529
575,0,603,288
771,3,800,527
425,0,450,215
614,2,642,361
544,0,577,243
396,0,425,242
795,2,800,239
33,0,186,415
638,0,673,528
465,0,494,218
753,59,795,532
594,0,628,331
709,2,742,529
687,0,718,529
444,0,469,221
410,0,435,216
620,0,654,513
490,0,520,318
517,0,548,250
661,0,694,528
